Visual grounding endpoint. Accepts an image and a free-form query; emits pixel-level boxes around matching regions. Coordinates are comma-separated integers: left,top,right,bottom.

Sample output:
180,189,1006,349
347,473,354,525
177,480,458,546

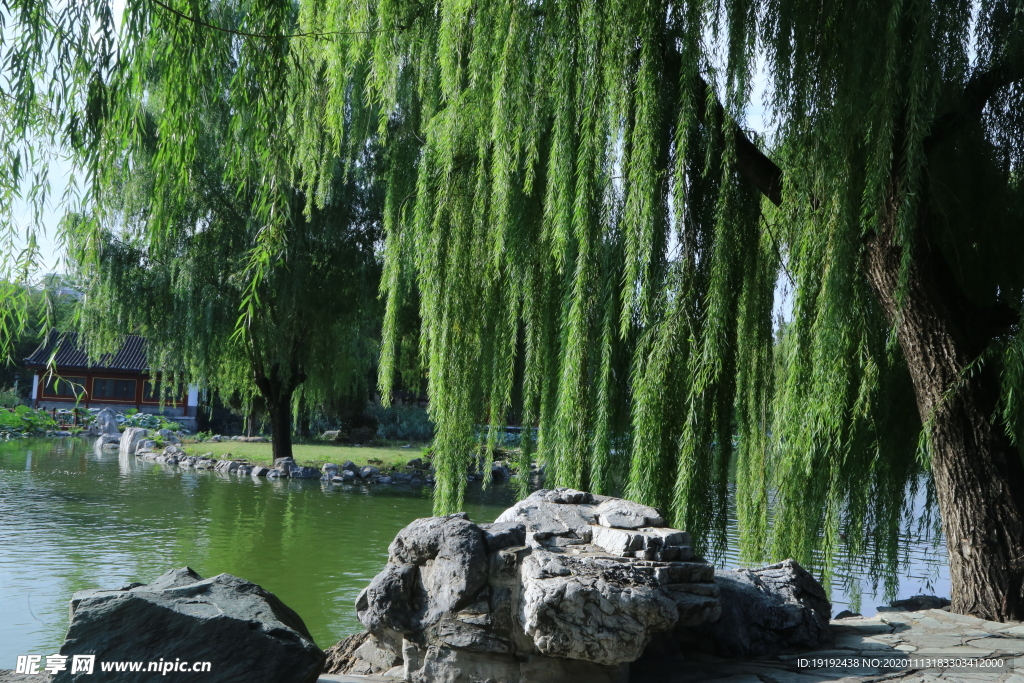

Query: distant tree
66,18,383,461
0,275,80,396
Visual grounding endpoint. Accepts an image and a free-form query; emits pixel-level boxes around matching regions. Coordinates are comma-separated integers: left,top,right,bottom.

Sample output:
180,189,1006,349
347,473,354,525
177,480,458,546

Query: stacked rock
329,488,721,683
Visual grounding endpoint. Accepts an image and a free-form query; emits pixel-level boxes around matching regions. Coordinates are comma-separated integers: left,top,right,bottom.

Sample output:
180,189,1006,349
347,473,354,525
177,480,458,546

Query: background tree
67,15,383,461
0,275,80,399
2,0,1023,620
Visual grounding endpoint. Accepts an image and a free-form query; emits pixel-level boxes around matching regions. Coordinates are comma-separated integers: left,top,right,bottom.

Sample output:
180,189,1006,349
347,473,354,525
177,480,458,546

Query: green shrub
0,405,59,437
0,387,22,408
119,411,183,432
80,408,186,433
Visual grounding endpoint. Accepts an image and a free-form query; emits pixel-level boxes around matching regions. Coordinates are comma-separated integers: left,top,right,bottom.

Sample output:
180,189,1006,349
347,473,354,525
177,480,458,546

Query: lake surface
0,437,948,666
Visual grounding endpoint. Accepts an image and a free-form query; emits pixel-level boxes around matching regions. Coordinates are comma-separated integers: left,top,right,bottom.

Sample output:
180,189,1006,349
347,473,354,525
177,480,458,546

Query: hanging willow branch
4,0,1024,598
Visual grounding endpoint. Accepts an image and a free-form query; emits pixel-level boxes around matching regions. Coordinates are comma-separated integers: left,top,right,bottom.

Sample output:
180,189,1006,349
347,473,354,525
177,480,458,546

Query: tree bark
267,387,295,462
253,359,306,464
865,212,1024,622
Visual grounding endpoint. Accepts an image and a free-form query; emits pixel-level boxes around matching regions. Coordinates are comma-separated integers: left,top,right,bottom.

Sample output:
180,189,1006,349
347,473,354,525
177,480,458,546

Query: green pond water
0,437,949,668
0,437,517,664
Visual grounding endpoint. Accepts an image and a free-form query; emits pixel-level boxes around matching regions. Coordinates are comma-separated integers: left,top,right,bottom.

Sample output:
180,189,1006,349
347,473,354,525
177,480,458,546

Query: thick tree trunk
865,219,1024,621
717,46,1024,619
268,389,294,462
253,360,306,465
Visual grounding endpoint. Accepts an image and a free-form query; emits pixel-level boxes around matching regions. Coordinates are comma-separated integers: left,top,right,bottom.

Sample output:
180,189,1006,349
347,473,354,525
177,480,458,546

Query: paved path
634,609,1024,683
322,609,1024,682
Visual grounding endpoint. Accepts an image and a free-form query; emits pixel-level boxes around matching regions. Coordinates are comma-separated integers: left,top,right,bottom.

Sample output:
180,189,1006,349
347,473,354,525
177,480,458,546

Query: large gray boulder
592,498,664,529
118,427,149,458
56,567,324,682
702,559,832,657
336,489,720,683
93,408,120,436
889,594,951,611
359,514,489,636
273,457,297,474
519,549,679,665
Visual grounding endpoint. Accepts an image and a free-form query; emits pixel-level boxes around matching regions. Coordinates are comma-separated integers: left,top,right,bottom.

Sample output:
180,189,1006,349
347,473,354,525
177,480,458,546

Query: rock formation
117,427,149,459
329,488,721,683
57,567,324,683
888,594,951,611
93,408,120,436
697,559,832,657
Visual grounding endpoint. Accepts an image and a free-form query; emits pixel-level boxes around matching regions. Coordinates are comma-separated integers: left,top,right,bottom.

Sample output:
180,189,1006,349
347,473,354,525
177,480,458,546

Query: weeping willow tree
63,5,384,461
2,0,1024,619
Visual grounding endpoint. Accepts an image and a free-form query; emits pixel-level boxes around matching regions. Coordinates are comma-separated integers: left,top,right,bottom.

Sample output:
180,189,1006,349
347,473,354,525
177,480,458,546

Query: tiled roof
24,332,149,372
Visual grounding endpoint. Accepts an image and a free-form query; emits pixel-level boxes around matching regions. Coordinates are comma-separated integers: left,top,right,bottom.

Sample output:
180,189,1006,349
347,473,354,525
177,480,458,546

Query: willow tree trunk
253,361,306,464
865,215,1024,622
266,388,295,462
698,62,1024,619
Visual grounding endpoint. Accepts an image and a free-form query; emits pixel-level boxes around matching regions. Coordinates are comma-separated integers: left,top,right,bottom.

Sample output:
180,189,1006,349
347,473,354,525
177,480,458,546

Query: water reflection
714,482,949,615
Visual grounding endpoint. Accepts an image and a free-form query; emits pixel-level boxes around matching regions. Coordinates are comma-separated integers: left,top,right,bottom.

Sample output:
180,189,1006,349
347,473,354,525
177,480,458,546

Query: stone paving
632,609,1024,683
315,608,1024,682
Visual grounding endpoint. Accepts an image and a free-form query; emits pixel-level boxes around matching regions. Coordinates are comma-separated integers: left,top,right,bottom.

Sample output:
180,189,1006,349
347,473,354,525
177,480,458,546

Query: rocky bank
113,427,511,489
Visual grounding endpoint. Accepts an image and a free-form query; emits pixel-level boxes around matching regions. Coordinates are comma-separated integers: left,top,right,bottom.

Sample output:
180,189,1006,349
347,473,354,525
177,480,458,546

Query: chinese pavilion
24,332,198,428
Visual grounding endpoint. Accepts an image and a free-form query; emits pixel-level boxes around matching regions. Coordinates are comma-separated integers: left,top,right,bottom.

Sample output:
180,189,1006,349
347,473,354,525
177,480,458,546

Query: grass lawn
181,441,429,470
